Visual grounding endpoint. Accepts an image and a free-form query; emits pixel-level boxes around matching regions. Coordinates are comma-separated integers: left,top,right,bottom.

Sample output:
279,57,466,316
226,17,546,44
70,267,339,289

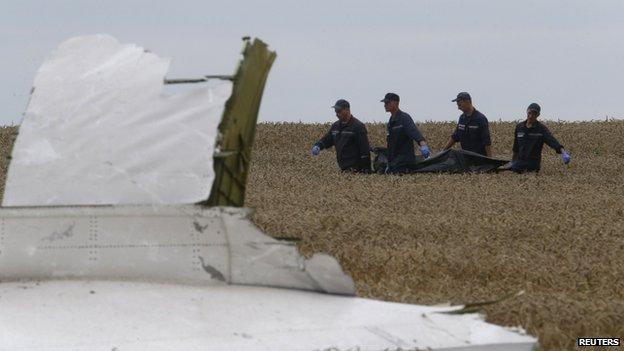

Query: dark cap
452,92,471,102
380,93,400,102
527,103,541,113
331,99,350,110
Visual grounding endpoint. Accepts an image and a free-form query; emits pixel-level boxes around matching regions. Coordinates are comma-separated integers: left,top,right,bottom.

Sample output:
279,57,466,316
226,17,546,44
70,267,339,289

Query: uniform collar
463,108,478,118
524,119,539,129
390,109,402,120
339,115,355,126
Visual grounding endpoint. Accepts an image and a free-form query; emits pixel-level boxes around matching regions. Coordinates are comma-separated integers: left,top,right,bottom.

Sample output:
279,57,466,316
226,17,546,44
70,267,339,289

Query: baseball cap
452,92,471,102
380,93,400,102
331,99,350,110
527,103,541,113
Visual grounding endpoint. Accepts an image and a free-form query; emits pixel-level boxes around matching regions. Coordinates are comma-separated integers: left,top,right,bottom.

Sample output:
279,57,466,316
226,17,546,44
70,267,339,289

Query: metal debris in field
3,34,230,206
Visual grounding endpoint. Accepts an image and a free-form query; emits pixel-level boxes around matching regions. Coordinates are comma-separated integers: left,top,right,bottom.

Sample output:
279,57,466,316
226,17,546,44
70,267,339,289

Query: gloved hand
561,151,571,164
311,145,320,156
420,144,430,158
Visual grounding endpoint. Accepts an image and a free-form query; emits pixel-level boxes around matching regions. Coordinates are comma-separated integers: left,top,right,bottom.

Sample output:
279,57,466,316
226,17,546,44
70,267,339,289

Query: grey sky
2,0,623,125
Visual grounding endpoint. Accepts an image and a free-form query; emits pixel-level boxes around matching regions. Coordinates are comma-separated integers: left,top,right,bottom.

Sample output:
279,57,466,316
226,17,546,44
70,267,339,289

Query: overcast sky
2,0,623,125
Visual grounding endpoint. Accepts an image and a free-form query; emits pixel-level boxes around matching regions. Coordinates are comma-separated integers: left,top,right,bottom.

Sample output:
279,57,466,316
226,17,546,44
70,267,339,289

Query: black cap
452,92,471,102
331,99,350,110
380,93,400,102
527,103,541,113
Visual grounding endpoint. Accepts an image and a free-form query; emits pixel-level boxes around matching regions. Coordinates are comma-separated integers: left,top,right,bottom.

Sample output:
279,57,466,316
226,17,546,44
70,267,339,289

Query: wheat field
1,120,623,350
245,120,624,351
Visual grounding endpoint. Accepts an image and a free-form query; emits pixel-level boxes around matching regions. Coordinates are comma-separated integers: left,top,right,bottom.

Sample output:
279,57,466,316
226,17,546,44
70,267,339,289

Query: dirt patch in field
246,120,624,351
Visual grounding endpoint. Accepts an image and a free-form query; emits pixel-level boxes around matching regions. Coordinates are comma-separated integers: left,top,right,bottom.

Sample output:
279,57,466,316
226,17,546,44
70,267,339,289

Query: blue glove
561,151,571,164
311,145,320,156
420,144,430,158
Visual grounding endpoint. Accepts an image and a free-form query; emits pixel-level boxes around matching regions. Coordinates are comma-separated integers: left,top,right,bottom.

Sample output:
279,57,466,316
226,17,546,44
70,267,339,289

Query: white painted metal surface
3,34,231,206
0,205,354,295
0,204,537,350
0,280,536,351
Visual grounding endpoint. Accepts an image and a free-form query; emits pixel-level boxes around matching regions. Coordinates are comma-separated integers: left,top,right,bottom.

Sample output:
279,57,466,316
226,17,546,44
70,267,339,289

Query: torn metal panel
3,34,231,206
207,39,277,207
0,281,537,351
0,205,354,295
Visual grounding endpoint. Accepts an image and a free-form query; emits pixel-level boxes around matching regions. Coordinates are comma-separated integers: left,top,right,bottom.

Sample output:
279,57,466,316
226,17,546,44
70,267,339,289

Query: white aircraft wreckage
0,35,537,350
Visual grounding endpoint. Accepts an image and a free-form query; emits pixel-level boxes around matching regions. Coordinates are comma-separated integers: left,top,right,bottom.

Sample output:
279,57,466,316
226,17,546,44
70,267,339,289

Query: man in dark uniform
511,103,571,172
381,93,430,173
443,92,492,156
311,99,371,172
